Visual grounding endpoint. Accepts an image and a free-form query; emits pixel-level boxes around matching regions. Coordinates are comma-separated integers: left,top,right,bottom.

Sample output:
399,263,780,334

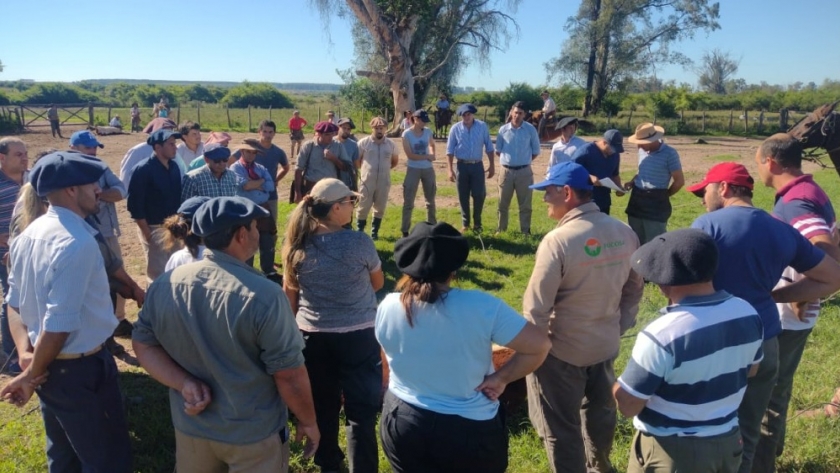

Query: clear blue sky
2,0,837,91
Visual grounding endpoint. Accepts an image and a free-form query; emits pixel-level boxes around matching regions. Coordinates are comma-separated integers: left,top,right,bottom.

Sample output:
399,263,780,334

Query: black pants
380,391,508,473
302,328,382,473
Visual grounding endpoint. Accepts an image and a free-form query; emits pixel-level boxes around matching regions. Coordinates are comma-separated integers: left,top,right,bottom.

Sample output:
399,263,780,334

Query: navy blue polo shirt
571,142,620,212
127,155,182,225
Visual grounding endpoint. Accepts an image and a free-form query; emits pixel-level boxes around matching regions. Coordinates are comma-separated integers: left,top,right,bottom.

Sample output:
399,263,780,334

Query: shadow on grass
119,370,175,472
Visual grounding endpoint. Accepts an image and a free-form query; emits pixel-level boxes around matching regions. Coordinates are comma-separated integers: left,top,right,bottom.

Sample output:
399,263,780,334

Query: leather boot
357,219,366,232
371,217,382,240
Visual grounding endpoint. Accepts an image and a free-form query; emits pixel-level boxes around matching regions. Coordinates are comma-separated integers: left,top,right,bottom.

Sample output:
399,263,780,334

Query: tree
546,0,721,116
312,0,520,133
220,82,293,109
696,49,739,94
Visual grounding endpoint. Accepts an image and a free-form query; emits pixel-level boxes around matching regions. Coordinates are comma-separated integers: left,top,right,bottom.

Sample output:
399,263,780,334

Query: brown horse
786,101,840,180
433,107,454,139
526,111,597,142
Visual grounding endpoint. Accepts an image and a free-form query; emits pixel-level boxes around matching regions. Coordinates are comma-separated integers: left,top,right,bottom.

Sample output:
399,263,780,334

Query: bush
338,75,391,115
220,82,293,109
20,83,99,105
495,82,542,122
0,90,9,106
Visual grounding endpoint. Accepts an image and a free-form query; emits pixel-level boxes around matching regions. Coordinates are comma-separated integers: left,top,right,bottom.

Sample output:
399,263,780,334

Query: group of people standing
1,100,839,473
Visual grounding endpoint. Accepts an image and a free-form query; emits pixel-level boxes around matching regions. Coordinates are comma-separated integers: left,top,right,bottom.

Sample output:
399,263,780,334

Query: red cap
686,162,754,196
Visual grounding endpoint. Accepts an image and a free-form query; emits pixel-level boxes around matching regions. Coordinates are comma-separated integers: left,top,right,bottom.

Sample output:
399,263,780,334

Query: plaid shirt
181,166,237,200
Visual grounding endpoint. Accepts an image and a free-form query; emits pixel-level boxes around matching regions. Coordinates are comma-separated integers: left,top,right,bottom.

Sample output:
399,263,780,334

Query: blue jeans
0,263,14,357
302,328,382,473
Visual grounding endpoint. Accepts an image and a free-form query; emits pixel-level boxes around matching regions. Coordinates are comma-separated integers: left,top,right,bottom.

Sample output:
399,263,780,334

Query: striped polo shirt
618,291,763,437
0,170,24,259
633,143,682,190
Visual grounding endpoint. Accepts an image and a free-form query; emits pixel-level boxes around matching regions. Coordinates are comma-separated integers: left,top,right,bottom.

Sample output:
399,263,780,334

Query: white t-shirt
548,135,587,176
165,246,205,272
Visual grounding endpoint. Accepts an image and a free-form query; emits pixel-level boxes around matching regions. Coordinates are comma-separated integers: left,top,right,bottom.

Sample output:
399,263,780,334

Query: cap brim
627,132,664,144
613,144,625,153
686,181,708,197
529,179,554,190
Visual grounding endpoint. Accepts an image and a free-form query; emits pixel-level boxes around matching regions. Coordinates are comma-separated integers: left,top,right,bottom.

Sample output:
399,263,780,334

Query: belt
502,164,529,170
55,344,103,360
457,159,482,164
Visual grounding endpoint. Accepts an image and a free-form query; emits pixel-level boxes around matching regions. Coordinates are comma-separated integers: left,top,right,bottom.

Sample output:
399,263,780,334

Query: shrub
220,82,293,109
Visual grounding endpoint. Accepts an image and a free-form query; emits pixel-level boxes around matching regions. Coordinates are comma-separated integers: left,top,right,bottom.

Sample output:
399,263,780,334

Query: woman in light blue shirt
400,109,437,237
376,222,550,473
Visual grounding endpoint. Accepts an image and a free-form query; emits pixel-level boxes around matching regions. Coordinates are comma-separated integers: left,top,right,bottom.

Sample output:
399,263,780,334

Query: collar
774,174,813,199
49,205,99,237
203,248,265,276
664,290,733,312
556,201,601,227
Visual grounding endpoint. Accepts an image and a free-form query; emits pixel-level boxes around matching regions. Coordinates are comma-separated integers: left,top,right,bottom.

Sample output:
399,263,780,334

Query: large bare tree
312,0,520,133
546,0,721,116
696,48,740,94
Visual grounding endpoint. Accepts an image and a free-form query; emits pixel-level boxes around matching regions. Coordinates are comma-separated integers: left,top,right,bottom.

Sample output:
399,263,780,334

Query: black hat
191,196,269,237
29,151,107,197
394,222,469,280
337,117,356,129
147,129,182,146
631,229,719,286
456,103,478,116
555,116,579,129
411,110,430,123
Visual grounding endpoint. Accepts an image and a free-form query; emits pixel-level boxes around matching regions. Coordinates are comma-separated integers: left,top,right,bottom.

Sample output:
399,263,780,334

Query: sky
2,0,838,91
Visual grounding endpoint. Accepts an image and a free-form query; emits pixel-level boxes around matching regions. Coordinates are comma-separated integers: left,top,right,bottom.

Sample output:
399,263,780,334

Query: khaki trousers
527,354,617,473
357,171,390,221
497,165,533,233
175,428,290,473
138,225,174,283
401,167,437,233
627,428,742,473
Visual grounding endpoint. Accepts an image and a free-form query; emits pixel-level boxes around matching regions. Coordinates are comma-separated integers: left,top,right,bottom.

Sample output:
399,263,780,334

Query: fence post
728,110,734,134
318,107,321,123
607,110,611,127
743,109,748,134
778,109,787,131
226,105,231,129
14,107,23,130
758,110,764,134
108,107,112,122
197,103,201,124
176,107,180,124
269,105,272,121
680,110,684,123
652,111,656,126
626,109,633,130
88,103,94,126
702,110,707,133
248,105,252,132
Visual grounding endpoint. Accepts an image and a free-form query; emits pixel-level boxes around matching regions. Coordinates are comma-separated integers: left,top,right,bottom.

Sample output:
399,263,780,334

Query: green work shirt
133,249,305,445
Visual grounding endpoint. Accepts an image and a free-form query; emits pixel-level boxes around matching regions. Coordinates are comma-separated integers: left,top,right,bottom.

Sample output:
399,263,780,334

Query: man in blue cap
446,103,494,233
524,162,643,473
181,144,236,200
127,128,183,282
69,130,134,337
119,117,177,188
133,196,319,473
571,129,626,215
1,151,133,472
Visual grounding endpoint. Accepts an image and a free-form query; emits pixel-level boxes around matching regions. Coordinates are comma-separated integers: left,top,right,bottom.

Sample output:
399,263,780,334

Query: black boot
371,217,382,240
357,219,366,232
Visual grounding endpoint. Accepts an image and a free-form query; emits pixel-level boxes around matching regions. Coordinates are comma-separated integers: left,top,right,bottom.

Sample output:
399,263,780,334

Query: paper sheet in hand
599,178,624,193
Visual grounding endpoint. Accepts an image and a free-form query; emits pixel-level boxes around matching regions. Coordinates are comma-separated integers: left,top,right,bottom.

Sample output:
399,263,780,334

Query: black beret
146,129,182,146
191,197,269,237
394,222,469,280
29,152,108,197
631,229,719,286
456,103,478,116
177,196,211,219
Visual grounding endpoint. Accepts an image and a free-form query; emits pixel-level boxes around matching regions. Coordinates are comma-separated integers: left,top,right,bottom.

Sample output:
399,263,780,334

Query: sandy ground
2,123,790,373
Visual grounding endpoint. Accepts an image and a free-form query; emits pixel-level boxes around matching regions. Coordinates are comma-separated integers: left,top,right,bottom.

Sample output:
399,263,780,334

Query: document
599,177,625,193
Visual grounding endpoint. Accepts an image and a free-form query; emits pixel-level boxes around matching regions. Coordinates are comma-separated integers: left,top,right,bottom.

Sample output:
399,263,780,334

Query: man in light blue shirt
229,140,277,272
495,101,540,235
446,104,495,232
2,152,133,472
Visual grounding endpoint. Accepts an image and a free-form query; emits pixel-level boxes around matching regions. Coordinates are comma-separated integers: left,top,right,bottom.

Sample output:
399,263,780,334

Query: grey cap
191,197,269,237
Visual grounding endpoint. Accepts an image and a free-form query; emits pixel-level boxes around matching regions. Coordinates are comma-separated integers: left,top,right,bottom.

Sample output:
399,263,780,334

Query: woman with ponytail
281,178,384,473
163,196,210,271
376,222,550,473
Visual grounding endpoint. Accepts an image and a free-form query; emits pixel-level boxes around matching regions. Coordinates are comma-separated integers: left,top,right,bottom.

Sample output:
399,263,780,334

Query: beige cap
310,178,361,203
369,116,387,127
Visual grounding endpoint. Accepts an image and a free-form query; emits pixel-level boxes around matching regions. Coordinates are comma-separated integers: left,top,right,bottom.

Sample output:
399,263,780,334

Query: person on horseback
436,94,450,111
538,90,557,140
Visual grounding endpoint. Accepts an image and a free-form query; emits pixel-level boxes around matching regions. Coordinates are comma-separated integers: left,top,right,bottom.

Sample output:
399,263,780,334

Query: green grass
2,162,840,472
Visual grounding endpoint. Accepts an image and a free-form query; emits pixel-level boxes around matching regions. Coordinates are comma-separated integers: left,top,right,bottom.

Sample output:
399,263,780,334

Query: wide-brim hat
555,116,579,130
394,222,469,280
231,139,265,155
628,123,665,144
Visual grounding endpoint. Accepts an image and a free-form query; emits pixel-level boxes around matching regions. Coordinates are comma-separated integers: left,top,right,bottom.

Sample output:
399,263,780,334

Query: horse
786,101,840,181
526,111,597,143
433,107,454,139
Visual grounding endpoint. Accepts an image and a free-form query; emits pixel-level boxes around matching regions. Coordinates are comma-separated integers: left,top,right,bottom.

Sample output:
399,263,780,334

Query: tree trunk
582,0,602,117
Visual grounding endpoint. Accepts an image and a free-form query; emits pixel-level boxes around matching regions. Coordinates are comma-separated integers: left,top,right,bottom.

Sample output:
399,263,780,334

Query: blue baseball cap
456,103,478,116
69,130,104,149
29,151,108,197
191,197,270,237
177,196,211,219
530,162,593,191
603,129,624,154
202,143,231,162
146,129,182,147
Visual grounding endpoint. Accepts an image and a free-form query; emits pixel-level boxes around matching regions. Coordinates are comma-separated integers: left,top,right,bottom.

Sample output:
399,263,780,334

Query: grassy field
1,159,839,472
